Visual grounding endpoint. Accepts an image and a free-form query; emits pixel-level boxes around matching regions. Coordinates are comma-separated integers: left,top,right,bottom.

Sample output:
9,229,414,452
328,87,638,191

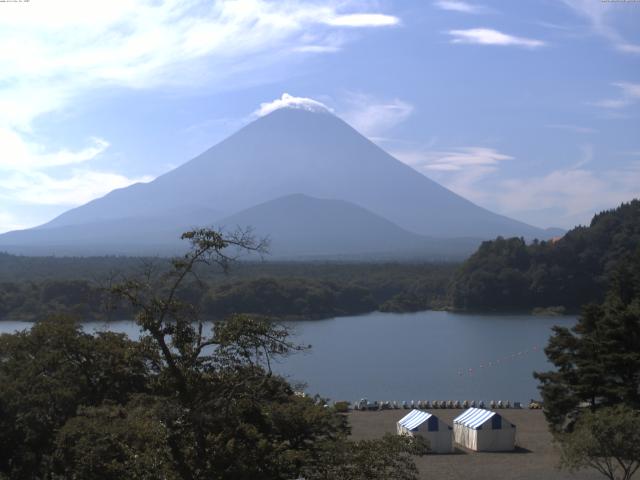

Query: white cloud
615,82,640,99
592,98,629,109
618,43,640,54
591,81,640,109
447,28,546,48
394,144,639,228
434,1,490,14
254,93,332,117
254,91,415,138
0,0,400,124
0,1,399,128
0,120,144,225
545,124,597,134
0,130,109,171
291,31,346,54
324,13,400,27
561,0,640,55
0,211,27,234
293,45,341,53
0,0,399,230
0,170,153,207
393,146,512,202
341,94,414,138
494,164,640,226
396,146,512,171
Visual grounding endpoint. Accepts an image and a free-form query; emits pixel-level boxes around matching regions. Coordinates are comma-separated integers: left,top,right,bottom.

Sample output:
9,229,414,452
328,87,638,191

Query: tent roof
397,409,433,430
454,408,497,430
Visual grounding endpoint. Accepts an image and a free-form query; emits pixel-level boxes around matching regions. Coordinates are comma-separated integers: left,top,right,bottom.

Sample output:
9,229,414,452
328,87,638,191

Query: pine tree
534,250,640,433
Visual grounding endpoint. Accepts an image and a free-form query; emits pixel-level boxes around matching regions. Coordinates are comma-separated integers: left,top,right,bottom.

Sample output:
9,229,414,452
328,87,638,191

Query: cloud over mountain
255,93,332,117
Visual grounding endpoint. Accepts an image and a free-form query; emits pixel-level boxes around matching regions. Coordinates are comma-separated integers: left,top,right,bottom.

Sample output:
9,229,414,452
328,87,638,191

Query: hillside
218,194,480,259
449,199,640,311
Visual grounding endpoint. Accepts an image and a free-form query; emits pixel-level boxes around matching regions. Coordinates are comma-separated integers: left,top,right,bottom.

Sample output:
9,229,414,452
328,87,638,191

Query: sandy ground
348,409,611,480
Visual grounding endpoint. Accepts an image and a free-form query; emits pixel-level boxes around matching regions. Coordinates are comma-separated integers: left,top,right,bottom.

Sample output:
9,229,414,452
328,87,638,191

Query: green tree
559,406,640,480
303,434,429,480
450,200,640,311
53,398,179,480
107,228,426,479
534,254,640,433
0,228,428,480
0,316,148,479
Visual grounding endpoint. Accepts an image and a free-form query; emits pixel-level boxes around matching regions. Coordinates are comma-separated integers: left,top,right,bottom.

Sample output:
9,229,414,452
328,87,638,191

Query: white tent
396,409,453,454
453,408,516,451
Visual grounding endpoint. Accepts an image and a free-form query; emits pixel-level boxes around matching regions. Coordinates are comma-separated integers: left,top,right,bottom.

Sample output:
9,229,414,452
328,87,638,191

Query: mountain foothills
0,107,555,258
450,200,640,312
218,194,480,259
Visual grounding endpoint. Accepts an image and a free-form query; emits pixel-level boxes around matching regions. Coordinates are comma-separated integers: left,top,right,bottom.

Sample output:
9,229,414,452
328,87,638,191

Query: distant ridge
217,194,480,259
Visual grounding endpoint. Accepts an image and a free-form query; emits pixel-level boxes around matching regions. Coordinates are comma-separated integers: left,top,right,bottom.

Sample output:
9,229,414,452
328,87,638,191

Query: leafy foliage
303,434,429,480
0,316,149,478
450,200,640,311
0,229,427,480
534,251,640,433
559,406,640,480
53,398,178,480
202,277,376,319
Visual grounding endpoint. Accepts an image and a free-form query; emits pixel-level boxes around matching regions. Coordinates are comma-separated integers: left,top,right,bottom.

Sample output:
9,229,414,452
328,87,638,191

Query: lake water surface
0,311,575,404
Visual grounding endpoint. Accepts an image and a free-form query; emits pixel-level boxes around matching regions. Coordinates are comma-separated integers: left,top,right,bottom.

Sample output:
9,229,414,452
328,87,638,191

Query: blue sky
0,0,639,233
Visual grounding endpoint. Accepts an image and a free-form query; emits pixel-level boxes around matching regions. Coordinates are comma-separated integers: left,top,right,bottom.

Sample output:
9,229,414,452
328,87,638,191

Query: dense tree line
0,252,456,285
0,229,427,479
535,250,640,479
535,250,640,432
202,278,376,319
0,261,455,322
450,200,640,312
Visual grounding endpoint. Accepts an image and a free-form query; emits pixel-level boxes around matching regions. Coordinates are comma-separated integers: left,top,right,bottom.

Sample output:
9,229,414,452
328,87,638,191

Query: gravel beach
349,409,610,480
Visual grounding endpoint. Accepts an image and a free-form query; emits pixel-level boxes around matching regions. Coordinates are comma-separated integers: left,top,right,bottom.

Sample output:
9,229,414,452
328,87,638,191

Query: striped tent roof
398,409,432,431
454,408,496,430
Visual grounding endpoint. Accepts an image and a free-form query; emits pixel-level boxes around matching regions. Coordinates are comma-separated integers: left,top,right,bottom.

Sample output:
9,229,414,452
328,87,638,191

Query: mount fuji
0,106,553,258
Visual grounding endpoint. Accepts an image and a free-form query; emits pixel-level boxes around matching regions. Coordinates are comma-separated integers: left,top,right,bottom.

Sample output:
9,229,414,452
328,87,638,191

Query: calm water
0,311,575,403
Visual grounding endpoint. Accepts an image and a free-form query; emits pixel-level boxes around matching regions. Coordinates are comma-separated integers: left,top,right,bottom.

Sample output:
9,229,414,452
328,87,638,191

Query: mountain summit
0,107,552,257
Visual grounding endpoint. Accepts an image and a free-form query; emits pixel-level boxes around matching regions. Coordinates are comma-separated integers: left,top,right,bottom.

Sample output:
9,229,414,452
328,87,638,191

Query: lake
0,310,575,404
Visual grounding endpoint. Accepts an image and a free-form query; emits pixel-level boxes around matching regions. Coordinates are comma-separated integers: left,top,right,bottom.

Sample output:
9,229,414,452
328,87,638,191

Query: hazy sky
1,0,639,233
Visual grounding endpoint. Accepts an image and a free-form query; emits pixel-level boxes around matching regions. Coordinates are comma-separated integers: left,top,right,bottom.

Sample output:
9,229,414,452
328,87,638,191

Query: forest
0,256,455,321
449,200,640,312
2,200,639,321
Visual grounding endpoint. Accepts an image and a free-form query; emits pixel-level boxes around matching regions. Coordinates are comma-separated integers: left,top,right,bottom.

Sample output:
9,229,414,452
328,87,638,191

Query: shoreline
0,305,577,324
